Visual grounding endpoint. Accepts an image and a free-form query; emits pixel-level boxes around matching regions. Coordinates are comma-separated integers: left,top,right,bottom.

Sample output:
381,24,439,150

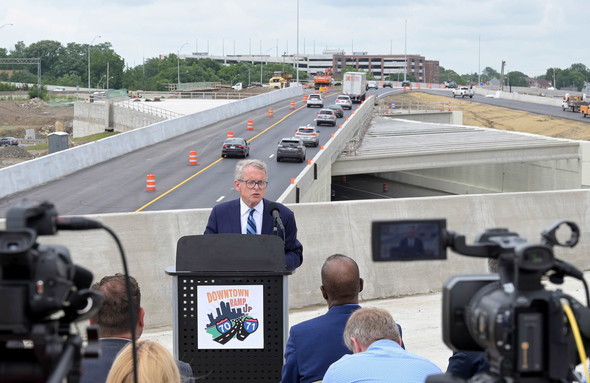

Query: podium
165,234,292,381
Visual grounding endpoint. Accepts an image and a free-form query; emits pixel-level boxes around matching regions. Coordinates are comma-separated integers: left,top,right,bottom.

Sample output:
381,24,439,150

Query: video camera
372,219,590,382
0,200,104,383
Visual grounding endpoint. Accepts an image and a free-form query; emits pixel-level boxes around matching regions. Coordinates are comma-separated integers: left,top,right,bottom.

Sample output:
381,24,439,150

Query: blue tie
247,208,256,235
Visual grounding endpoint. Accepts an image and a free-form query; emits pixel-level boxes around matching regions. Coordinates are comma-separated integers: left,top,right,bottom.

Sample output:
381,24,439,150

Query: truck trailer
342,72,367,103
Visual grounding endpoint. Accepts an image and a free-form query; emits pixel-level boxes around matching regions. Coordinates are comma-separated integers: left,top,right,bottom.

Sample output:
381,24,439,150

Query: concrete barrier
474,88,562,107
0,86,303,199
2,190,588,330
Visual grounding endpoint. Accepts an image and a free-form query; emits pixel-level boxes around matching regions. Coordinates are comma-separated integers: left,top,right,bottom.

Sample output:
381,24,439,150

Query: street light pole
88,35,101,93
296,0,299,84
177,42,188,88
0,23,13,30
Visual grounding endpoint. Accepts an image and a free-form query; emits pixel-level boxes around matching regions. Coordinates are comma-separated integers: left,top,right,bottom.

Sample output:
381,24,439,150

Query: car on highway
367,81,378,90
315,109,337,127
221,137,250,158
306,94,324,108
0,137,19,146
276,137,306,162
335,95,353,110
444,81,458,89
383,81,393,88
295,125,320,147
401,81,411,87
327,104,344,118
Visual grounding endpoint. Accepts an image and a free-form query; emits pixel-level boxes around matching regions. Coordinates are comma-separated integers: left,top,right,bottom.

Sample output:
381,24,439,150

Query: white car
335,95,353,110
367,81,378,90
306,94,324,108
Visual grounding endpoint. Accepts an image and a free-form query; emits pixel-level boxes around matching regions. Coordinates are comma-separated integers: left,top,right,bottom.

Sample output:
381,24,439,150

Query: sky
1,0,588,78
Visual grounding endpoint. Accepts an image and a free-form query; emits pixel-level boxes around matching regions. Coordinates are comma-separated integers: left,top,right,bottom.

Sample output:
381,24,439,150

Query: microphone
57,216,103,231
267,202,285,236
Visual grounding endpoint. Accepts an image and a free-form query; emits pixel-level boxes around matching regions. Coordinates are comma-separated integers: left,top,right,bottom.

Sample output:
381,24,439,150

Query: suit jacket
80,338,194,383
280,304,404,383
204,198,303,270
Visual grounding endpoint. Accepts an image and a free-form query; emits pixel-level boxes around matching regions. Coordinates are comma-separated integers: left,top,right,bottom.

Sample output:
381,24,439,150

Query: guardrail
378,100,462,114
115,99,183,119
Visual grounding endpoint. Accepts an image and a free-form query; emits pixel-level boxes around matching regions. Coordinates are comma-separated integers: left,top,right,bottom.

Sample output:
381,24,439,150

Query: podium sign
166,234,291,381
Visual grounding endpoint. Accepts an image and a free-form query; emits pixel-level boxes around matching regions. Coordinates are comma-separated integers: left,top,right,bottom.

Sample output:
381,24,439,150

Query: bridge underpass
330,117,587,199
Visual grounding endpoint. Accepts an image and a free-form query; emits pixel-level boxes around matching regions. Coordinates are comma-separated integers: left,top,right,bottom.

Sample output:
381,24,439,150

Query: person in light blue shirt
323,307,441,383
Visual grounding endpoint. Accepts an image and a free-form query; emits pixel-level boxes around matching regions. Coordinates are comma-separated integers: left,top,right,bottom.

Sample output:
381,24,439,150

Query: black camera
373,219,590,382
0,200,104,382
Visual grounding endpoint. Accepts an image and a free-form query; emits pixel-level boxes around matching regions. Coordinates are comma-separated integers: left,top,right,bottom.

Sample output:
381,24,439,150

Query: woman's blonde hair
106,340,181,383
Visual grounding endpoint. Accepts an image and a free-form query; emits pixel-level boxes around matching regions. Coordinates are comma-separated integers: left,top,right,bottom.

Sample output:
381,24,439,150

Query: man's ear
234,179,240,191
358,278,364,293
320,285,328,301
138,307,145,328
350,337,364,353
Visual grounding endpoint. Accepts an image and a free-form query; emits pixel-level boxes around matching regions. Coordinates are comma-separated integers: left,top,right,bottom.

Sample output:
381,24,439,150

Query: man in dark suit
280,254,404,383
204,159,303,270
398,225,424,257
80,274,194,383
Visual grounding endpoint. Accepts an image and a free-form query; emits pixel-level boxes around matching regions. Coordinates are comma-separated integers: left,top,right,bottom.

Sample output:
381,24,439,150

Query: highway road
0,92,354,217
2,85,585,218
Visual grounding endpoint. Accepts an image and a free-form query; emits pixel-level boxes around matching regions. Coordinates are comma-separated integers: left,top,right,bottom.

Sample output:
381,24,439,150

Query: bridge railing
115,99,183,119
378,100,463,114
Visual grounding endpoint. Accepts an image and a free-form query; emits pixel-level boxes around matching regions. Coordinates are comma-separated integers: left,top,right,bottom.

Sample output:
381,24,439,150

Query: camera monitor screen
372,219,447,262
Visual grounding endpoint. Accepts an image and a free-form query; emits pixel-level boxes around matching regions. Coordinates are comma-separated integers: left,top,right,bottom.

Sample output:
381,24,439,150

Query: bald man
280,254,404,383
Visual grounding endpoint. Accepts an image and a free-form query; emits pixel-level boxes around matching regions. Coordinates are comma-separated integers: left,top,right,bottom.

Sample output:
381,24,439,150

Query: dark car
327,104,344,118
445,81,458,89
401,81,411,87
221,137,250,158
383,81,393,88
276,137,306,162
0,137,18,146
295,125,320,147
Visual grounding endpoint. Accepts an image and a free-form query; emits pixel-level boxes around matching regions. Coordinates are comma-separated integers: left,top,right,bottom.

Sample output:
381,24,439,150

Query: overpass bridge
1,87,590,330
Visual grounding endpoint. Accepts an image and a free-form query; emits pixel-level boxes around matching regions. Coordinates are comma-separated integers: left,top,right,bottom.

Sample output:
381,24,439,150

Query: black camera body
0,201,103,382
373,219,590,382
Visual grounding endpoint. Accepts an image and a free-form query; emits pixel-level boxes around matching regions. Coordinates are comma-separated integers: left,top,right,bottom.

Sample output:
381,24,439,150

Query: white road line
216,196,225,202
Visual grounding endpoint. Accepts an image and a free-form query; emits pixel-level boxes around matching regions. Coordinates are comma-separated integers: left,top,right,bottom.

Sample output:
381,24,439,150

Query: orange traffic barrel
247,120,253,130
268,108,273,117
303,94,308,102
227,131,234,138
290,100,295,109
146,174,156,191
189,151,197,165
383,183,389,192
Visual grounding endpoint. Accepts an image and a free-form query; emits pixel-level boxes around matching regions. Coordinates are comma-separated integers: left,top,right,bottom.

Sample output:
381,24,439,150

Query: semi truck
342,71,367,103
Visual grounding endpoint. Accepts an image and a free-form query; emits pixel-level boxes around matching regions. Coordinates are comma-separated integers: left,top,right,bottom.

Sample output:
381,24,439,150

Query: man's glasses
238,179,269,189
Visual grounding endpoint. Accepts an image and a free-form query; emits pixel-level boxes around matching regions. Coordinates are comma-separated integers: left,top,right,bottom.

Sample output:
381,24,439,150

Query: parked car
383,81,393,88
315,109,337,127
221,137,250,158
276,137,306,162
401,81,411,87
327,104,344,118
367,81,378,90
295,125,320,147
335,95,353,110
306,94,324,108
0,137,19,146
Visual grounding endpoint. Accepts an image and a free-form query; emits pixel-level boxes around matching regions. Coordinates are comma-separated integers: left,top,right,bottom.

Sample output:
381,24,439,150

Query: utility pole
499,60,506,91
404,19,407,82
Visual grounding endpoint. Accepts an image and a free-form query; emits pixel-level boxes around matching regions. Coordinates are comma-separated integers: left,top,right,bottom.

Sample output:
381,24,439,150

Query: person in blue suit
280,254,404,383
204,159,303,271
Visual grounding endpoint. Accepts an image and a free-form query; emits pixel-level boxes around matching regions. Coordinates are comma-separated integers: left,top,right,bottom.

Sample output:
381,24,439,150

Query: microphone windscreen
267,202,280,214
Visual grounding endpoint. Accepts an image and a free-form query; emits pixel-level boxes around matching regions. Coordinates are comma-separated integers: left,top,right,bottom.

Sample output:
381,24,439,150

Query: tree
481,66,500,83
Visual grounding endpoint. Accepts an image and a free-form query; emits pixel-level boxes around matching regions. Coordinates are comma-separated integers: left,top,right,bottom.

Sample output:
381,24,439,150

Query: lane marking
135,104,307,212
216,196,225,203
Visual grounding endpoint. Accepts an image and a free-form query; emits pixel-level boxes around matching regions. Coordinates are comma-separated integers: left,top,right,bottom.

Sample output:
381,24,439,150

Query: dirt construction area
2,91,590,169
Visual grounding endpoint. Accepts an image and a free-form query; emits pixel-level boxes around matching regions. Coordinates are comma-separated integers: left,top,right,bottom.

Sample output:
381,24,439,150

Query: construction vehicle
562,93,589,113
342,71,367,103
313,68,333,90
269,71,293,89
581,104,590,118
